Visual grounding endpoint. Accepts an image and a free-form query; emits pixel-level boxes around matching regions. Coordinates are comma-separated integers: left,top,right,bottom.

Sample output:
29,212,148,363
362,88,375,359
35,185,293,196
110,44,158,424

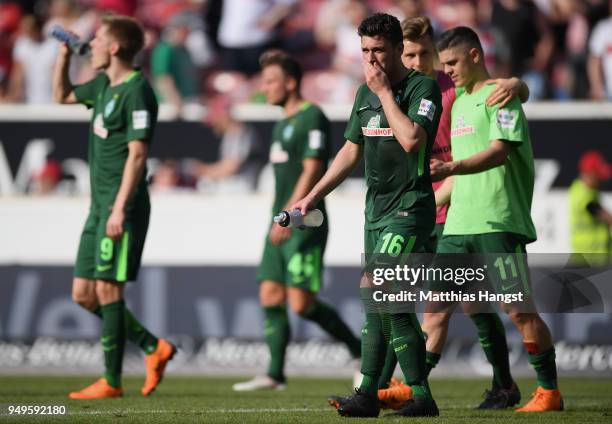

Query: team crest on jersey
450,115,475,137
362,114,393,137
269,141,289,163
93,113,108,139
104,95,118,118
496,109,518,129
282,124,294,140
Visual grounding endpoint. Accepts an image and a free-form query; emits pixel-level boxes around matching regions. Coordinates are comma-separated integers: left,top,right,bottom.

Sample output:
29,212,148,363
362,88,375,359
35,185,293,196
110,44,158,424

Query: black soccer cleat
476,382,521,409
384,396,440,417
337,388,381,418
327,394,351,410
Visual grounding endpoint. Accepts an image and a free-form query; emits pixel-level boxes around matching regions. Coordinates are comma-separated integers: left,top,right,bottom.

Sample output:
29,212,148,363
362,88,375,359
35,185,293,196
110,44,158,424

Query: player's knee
259,282,286,306
72,290,96,310
507,311,535,329
289,298,312,316
95,280,122,304
72,280,97,310
423,312,451,330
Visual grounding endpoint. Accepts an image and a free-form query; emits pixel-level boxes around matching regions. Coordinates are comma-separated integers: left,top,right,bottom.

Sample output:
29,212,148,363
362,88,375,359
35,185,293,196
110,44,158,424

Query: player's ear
469,47,481,65
109,40,121,57
286,76,297,92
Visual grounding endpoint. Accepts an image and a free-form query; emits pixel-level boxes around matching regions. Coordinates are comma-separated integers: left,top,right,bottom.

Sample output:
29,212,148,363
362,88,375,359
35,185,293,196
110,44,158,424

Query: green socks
377,341,398,389
264,305,291,383
390,313,432,401
425,351,441,377
527,346,558,390
92,305,158,354
302,300,361,358
100,300,126,388
359,312,387,395
471,313,513,389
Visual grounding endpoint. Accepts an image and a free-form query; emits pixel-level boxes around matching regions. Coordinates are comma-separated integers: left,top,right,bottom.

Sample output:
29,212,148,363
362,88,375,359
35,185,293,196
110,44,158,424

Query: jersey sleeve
73,74,106,109
344,85,365,144
302,108,330,160
125,83,158,143
406,77,442,140
487,96,528,145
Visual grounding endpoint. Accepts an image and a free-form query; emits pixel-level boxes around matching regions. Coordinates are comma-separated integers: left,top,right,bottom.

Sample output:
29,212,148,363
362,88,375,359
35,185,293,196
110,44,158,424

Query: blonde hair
401,16,434,42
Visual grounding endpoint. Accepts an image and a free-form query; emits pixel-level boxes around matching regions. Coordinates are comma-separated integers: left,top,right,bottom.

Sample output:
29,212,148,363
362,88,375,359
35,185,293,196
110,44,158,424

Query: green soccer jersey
269,102,330,215
444,84,537,242
344,70,442,230
74,70,158,209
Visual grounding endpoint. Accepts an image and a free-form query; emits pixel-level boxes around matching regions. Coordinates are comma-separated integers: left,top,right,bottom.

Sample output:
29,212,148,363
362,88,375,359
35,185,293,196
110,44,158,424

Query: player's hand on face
430,159,452,182
363,60,390,98
269,223,291,246
485,78,518,108
106,209,125,241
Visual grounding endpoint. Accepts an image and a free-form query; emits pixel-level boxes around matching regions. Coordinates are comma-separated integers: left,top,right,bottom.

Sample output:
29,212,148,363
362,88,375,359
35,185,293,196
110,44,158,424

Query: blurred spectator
588,1,612,100
0,0,22,96
4,15,57,103
569,150,611,259
217,0,297,76
151,14,200,114
95,0,137,16
44,0,97,84
29,158,62,195
488,0,553,99
309,0,368,103
435,0,510,77
151,159,196,192
191,96,263,193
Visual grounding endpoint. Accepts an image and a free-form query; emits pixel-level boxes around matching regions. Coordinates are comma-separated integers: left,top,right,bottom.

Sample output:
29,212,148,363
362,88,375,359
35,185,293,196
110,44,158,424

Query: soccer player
52,15,175,399
232,51,361,391
293,13,442,417
373,16,530,410
430,26,563,412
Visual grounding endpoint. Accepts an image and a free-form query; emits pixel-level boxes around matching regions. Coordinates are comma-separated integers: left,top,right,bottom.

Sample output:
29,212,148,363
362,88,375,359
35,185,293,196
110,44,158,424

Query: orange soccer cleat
141,338,177,396
68,378,122,400
378,378,413,410
515,387,564,412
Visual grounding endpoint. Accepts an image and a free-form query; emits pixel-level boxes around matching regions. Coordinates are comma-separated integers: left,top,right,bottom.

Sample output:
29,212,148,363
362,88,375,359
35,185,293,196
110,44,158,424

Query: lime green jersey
444,84,537,242
344,70,442,230
74,71,158,209
270,102,330,215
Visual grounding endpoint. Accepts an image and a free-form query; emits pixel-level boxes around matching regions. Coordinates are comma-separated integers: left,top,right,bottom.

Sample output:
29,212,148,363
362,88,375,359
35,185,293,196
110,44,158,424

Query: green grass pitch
1,376,610,423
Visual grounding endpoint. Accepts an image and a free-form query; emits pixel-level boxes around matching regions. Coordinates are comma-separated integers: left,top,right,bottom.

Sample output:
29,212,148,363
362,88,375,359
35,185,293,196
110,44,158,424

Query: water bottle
273,209,324,229
49,25,91,56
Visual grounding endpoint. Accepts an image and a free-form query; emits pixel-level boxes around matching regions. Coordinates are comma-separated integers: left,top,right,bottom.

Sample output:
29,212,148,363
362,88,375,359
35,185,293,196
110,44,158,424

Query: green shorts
256,225,327,292
74,204,150,283
364,215,434,270
423,223,445,254
430,232,531,295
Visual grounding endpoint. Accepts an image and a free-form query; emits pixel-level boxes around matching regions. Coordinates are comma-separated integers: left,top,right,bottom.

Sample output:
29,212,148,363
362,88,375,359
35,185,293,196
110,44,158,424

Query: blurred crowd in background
2,0,612,106
1,0,611,195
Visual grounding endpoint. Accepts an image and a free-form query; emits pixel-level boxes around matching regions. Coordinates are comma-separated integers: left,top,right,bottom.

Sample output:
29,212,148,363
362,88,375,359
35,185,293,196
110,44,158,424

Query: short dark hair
437,26,483,54
259,49,303,88
101,15,145,62
402,16,434,42
358,13,403,46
